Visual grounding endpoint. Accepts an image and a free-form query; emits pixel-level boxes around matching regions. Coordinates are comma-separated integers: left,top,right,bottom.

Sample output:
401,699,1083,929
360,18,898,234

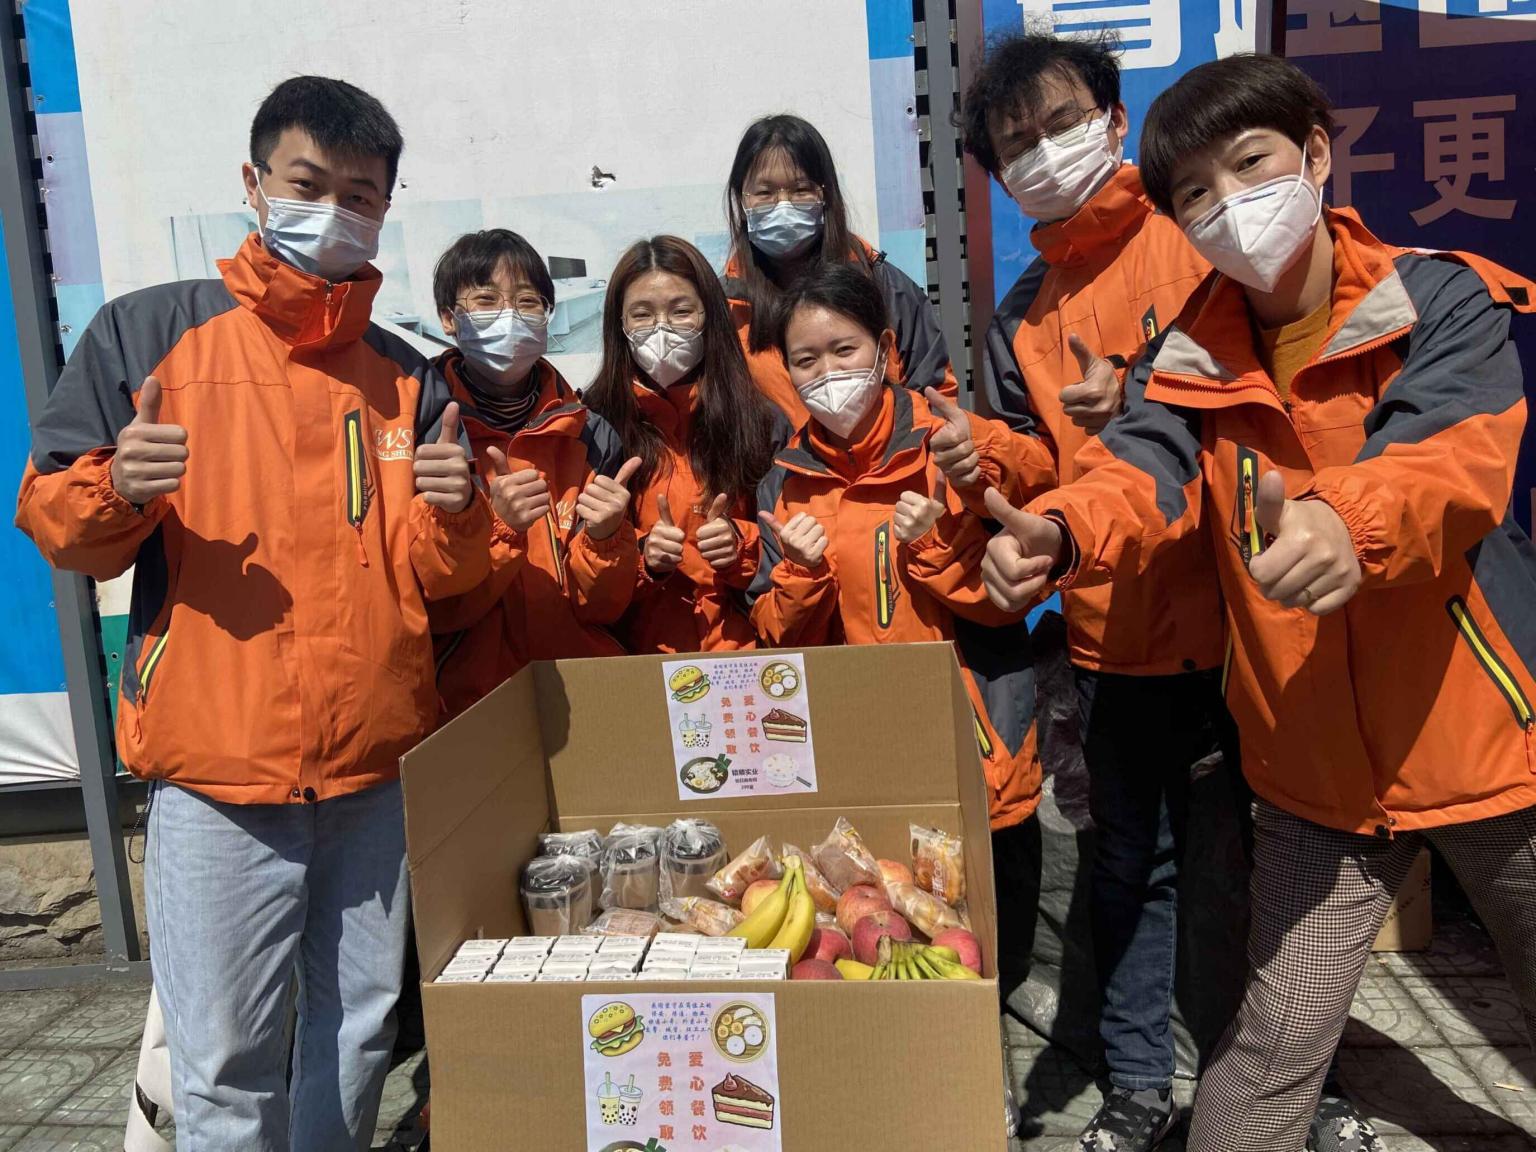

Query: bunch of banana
858,935,981,981
727,856,815,962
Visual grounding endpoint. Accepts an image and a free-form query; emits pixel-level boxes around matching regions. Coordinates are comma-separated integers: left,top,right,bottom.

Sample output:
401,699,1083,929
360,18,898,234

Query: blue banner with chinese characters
1286,0,1536,531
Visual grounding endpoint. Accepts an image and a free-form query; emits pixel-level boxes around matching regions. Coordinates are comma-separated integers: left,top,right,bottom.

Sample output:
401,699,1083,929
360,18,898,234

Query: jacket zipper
343,409,370,566
136,627,171,709
1447,597,1535,731
546,511,567,592
971,706,994,760
1233,446,1264,563
874,521,897,630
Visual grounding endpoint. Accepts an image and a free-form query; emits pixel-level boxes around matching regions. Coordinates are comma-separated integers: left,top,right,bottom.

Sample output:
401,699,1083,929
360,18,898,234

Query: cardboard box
402,643,1006,1150
1372,847,1432,952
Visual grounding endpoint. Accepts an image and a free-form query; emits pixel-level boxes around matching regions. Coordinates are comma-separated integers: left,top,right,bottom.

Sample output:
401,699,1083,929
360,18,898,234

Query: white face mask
453,308,548,388
628,323,704,389
1184,156,1323,292
746,201,824,261
1001,113,1123,223
799,354,885,439
257,180,382,283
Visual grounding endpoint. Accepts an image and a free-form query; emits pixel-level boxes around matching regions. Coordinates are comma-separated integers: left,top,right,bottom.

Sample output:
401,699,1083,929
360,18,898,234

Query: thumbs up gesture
695,493,741,571
1059,334,1122,435
980,487,1064,613
577,456,642,542
1246,470,1361,615
484,444,552,534
111,377,188,506
414,402,475,513
760,510,828,570
644,493,688,578
925,388,982,489
893,469,949,544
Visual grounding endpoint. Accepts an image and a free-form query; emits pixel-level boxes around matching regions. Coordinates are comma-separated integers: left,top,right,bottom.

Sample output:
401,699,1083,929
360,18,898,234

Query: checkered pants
1188,799,1536,1152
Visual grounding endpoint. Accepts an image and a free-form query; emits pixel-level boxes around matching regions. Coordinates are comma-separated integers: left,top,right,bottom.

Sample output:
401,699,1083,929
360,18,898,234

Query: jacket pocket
1231,445,1263,565
343,409,372,528
874,521,898,630
1447,596,1535,731
135,626,172,710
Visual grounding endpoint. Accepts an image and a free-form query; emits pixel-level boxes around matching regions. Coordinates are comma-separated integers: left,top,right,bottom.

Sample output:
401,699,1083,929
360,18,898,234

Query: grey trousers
1189,799,1536,1152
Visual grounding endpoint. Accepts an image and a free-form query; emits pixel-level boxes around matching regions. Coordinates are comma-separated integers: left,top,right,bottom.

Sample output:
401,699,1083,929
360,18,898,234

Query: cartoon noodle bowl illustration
588,1002,646,1058
669,665,711,703
680,755,731,795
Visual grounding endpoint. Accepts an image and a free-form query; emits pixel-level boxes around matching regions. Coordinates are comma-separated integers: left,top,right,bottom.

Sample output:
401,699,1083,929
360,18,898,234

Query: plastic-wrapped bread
780,842,840,912
887,882,967,938
661,897,746,937
811,818,882,892
911,824,966,907
706,835,782,903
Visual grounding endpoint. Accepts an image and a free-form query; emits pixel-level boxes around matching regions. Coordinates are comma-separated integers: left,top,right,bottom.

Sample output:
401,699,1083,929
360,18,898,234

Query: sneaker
1078,1087,1179,1152
1308,1093,1383,1152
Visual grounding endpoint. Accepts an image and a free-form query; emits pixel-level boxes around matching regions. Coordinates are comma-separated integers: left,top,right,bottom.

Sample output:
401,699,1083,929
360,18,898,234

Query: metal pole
920,0,971,405
0,3,140,966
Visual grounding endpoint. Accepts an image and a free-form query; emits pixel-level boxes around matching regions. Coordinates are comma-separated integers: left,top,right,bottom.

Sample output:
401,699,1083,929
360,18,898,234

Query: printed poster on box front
581,992,782,1152
662,655,817,802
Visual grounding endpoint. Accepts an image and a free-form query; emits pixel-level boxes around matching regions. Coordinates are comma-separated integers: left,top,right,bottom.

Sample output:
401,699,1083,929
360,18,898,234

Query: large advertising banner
1286,0,1536,533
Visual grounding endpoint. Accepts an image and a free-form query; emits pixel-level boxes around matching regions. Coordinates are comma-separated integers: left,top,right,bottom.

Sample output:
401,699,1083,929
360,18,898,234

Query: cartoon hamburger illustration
588,1002,646,1058
668,665,711,704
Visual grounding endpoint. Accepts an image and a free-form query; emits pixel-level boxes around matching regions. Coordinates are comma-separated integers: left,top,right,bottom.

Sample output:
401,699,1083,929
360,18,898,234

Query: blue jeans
1077,669,1238,1091
145,779,410,1151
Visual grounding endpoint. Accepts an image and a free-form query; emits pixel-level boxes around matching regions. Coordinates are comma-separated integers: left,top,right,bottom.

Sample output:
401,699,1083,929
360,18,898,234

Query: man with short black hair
982,53,1536,1152
18,75,490,1150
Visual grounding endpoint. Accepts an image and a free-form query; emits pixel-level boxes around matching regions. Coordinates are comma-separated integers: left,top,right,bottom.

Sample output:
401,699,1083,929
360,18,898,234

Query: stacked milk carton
435,934,790,983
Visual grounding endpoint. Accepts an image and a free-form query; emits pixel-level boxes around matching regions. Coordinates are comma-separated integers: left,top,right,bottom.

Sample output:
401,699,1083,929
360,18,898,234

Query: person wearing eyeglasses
721,114,959,430
585,235,786,656
428,229,641,717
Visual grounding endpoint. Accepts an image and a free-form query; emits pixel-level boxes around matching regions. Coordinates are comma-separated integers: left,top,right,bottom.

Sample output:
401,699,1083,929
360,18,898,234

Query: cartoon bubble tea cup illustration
598,1072,622,1126
589,1002,646,1057
679,713,714,749
619,1074,643,1125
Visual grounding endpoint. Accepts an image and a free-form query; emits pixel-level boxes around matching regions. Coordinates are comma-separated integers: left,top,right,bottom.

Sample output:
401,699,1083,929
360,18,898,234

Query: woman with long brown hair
721,114,958,427
585,235,785,654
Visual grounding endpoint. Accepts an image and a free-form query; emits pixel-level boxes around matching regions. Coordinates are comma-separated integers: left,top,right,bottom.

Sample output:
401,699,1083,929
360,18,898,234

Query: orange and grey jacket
984,164,1225,675
1037,208,1536,836
722,238,959,428
16,234,492,806
749,386,1040,829
429,354,637,718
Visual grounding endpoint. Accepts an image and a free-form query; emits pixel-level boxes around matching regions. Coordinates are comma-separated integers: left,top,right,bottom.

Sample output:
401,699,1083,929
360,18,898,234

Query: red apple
933,928,983,973
836,884,891,936
740,878,780,916
852,910,913,966
791,958,842,981
805,926,851,965
877,859,914,890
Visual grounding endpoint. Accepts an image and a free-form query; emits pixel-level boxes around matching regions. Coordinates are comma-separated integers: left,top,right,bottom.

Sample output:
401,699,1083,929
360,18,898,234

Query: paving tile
1008,1044,1102,1137
1346,968,1445,1049
374,1050,428,1143
0,1126,29,1152
1004,1011,1051,1050
1397,975,1530,1049
11,1126,129,1151
42,1049,136,1128
1457,1046,1536,1134
1334,1045,1525,1136
0,1050,117,1126
1376,1138,1535,1151
0,994,84,1055
30,988,150,1051
1375,922,1507,980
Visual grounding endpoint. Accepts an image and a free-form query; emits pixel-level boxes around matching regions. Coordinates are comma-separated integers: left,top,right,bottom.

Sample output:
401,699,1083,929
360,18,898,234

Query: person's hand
695,493,742,571
111,377,187,506
980,487,1065,613
414,402,475,513
644,493,687,577
925,388,982,488
1059,333,1122,435
1247,471,1361,615
484,445,551,534
893,470,949,544
760,510,828,569
577,456,642,541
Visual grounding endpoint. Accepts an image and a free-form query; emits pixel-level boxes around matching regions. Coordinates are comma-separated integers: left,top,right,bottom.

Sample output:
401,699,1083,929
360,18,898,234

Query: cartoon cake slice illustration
712,1073,775,1130
761,709,807,743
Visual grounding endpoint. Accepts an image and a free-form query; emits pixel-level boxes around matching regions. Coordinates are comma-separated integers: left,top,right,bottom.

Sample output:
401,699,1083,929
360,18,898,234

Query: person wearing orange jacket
426,229,639,718
15,79,491,1150
720,114,959,428
960,33,1253,1152
584,235,787,655
748,261,1041,991
982,55,1536,1152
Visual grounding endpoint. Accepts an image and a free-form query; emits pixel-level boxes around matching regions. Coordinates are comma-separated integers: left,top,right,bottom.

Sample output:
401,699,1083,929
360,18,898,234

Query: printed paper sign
662,655,817,801
581,992,782,1152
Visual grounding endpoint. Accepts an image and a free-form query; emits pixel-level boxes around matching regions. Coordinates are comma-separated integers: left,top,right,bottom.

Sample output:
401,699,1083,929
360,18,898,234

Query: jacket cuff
1300,475,1385,580
779,558,831,582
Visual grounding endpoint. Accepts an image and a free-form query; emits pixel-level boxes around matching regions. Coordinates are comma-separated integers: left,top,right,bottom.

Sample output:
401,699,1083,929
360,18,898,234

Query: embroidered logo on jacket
374,426,415,462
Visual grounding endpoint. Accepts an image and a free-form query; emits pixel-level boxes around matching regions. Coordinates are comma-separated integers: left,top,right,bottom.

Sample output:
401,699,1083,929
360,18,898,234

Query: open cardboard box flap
401,643,1007,1150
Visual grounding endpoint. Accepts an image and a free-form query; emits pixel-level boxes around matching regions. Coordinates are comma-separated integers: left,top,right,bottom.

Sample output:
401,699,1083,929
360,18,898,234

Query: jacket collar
220,233,379,349
633,375,697,444
775,385,929,482
440,353,585,438
1032,164,1152,269
1147,207,1418,404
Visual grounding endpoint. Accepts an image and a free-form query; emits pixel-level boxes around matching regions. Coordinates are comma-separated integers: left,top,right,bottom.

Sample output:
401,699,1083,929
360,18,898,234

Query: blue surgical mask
746,201,824,261
257,180,382,283
453,308,548,388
